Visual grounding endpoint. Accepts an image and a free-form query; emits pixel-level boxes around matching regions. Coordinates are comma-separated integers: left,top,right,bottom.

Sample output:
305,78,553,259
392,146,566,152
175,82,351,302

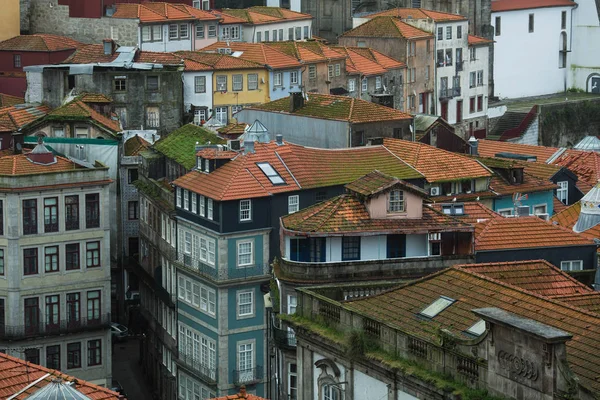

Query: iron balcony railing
273,327,297,350
233,366,263,386
0,313,111,340
456,60,464,71
176,352,217,384
439,87,461,99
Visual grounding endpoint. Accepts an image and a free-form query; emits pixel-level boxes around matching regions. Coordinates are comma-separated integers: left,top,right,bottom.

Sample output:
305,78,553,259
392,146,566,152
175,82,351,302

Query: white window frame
532,204,547,215
237,240,253,267
196,24,205,39
561,260,583,271
557,181,568,203
288,195,299,214
309,65,316,79
274,72,283,87
334,64,341,76
207,199,213,220
248,74,258,90
290,71,298,85
232,74,243,91
191,194,197,214
183,189,190,210
239,199,251,221
194,76,206,93
361,78,367,92
497,208,513,216
388,190,405,212
237,289,254,318
184,232,192,255
375,76,382,89
208,25,216,38
216,75,227,91
199,195,206,217
176,187,182,207
348,78,356,92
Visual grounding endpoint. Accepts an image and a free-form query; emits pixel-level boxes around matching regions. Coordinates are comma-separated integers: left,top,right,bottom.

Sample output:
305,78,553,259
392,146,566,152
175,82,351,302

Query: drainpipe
568,3,578,91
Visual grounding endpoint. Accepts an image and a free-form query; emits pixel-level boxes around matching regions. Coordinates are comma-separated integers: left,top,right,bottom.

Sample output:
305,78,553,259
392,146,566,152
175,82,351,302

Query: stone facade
20,0,30,33
28,0,138,45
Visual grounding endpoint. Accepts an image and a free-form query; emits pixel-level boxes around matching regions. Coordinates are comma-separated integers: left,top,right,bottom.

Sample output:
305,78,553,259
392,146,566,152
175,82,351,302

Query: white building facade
570,0,600,92
139,19,220,52
491,1,575,99
182,69,214,123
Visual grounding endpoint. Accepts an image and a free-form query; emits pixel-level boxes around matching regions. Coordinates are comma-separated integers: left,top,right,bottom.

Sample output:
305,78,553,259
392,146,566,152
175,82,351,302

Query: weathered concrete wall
29,0,138,45
539,98,600,147
20,0,30,33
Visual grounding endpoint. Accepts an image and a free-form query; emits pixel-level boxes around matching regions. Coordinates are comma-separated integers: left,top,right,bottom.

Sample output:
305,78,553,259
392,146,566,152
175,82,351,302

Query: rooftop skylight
419,296,455,318
257,162,285,185
465,319,486,336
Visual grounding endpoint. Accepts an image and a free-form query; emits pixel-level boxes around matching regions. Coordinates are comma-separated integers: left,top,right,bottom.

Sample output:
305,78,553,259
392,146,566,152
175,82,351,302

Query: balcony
453,86,461,97
0,313,111,340
176,352,217,384
176,252,269,282
277,255,474,282
273,327,297,350
456,60,464,72
233,366,263,386
439,87,460,100
65,219,79,231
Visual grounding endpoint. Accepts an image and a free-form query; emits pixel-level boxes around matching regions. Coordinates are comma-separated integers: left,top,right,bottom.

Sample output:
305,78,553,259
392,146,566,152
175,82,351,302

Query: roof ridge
473,216,499,246
381,145,424,178
348,96,355,121
312,195,347,232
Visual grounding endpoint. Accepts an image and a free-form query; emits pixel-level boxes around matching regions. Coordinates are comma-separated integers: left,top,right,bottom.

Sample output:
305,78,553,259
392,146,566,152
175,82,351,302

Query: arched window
322,383,341,400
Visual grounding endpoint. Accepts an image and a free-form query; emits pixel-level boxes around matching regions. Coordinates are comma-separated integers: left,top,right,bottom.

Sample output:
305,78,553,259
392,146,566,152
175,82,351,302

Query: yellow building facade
0,0,20,41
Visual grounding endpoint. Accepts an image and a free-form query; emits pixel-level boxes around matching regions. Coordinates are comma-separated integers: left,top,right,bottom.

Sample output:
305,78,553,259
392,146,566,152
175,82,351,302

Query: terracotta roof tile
344,266,600,393
63,43,183,65
216,6,312,25
365,8,467,21
0,34,82,52
113,2,219,22
217,123,248,138
474,215,595,251
488,172,558,196
266,41,347,63
555,292,600,313
201,42,301,69
124,134,151,156
552,150,600,194
0,352,121,399
281,193,472,234
344,170,425,197
0,104,50,132
340,16,433,39
248,93,412,123
553,196,568,214
492,0,576,12
0,153,88,176
77,92,113,103
383,138,492,183
177,50,264,71
174,141,423,201
468,34,493,46
477,139,560,161
550,201,600,245
197,148,238,159
0,93,24,108
47,99,120,133
348,47,406,69
331,46,405,76
430,202,500,224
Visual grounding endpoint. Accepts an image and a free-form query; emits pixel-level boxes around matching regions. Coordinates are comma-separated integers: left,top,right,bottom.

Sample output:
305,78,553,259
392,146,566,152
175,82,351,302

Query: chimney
244,139,255,154
276,134,283,145
468,136,479,156
289,91,305,113
239,385,247,398
103,39,113,56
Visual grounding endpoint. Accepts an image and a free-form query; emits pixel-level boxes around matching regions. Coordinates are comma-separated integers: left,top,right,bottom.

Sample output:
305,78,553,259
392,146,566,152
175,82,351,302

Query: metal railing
65,219,79,231
456,60,464,72
274,327,297,349
233,366,263,386
452,86,461,97
176,352,217,384
0,313,111,340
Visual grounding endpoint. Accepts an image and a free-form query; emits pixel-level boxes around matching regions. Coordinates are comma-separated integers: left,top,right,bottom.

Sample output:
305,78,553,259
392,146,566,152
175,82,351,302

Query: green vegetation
541,100,600,146
153,124,226,169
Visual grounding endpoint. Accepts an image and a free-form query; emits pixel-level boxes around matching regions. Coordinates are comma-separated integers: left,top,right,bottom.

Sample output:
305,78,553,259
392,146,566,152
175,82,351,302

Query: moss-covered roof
153,124,226,169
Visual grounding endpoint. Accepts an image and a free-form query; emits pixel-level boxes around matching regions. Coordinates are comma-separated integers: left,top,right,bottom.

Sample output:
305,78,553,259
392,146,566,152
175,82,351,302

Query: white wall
361,236,383,260
569,0,600,91
354,370,388,400
183,71,213,114
140,23,194,52
463,43,489,121
492,7,571,98
406,234,428,257
245,19,312,43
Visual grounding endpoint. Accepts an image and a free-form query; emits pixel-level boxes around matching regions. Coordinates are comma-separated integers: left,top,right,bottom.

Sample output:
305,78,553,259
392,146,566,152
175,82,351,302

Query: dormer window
442,203,464,215
197,157,202,170
388,190,405,212
204,159,210,173
465,319,486,336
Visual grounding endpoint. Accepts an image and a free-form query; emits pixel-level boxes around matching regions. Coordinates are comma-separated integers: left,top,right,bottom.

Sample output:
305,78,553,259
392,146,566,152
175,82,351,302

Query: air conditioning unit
537,213,550,221
430,186,440,196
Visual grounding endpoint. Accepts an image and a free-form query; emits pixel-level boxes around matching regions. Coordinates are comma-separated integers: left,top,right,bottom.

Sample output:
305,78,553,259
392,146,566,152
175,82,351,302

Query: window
67,342,81,369
362,78,367,92
216,75,227,91
178,276,216,314
194,76,206,93
146,76,159,92
274,72,283,86
477,70,484,86
328,65,333,79
288,195,299,214
87,340,101,366
23,199,37,235
322,384,341,400
238,342,254,376
114,78,126,91
44,246,58,273
196,24,205,39
437,27,443,40
237,290,254,317
87,291,101,322
0,249,3,276
529,13,534,33
265,31,269,41
289,363,298,400
24,248,38,275
303,25,309,39
42,197,59,233
248,73,258,90
498,208,513,216
561,260,583,271
169,24,179,40
429,232,441,255
348,78,356,92
446,26,452,40
375,76,382,89
290,71,299,85
146,106,160,128
342,237,360,261
288,27,293,40
309,65,316,79
85,194,100,228
477,95,483,112
86,241,100,268
25,348,40,365
232,74,243,91
335,64,341,76
184,232,192,255
533,204,547,215
191,194,197,214
207,198,213,220
557,181,568,203
495,16,501,36
470,97,475,113
66,292,80,326
470,71,476,88
222,26,240,40
239,200,251,221
273,29,277,41
45,295,59,329
183,189,190,210
237,241,253,267
128,201,139,220
408,94,415,110
388,190,405,212
457,25,462,39
561,11,567,29
13,54,22,68
194,108,207,124
208,25,216,38
199,195,205,216
24,297,39,334
445,49,453,66
295,26,302,40
470,47,476,61
420,296,455,318
257,162,285,184
128,169,138,184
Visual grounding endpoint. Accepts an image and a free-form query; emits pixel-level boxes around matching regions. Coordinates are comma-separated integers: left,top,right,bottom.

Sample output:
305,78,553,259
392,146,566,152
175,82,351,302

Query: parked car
111,322,129,341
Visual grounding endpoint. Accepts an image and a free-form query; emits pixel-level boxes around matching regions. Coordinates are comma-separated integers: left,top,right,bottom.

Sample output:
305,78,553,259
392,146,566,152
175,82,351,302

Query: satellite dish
409,125,413,133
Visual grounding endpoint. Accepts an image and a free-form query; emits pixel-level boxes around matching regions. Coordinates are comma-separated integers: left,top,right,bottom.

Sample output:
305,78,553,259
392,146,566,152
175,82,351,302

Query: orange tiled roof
383,138,492,183
474,215,594,251
429,202,500,225
0,93,24,107
345,266,600,393
0,352,121,399
248,93,412,123
477,139,560,161
550,201,600,244
63,42,183,65
174,141,423,201
340,16,433,39
281,193,472,234
552,150,600,194
124,134,151,156
468,34,493,46
0,104,50,132
215,6,312,25
348,47,406,69
266,41,347,63
553,195,568,214
47,99,121,133
457,260,594,297
113,2,219,22
197,148,238,159
332,46,405,76
0,34,82,52
492,0,576,12
0,154,86,176
177,50,264,71
345,170,425,197
77,92,113,103
555,292,600,313
366,8,467,21
200,42,301,69
217,122,248,137
488,172,558,196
